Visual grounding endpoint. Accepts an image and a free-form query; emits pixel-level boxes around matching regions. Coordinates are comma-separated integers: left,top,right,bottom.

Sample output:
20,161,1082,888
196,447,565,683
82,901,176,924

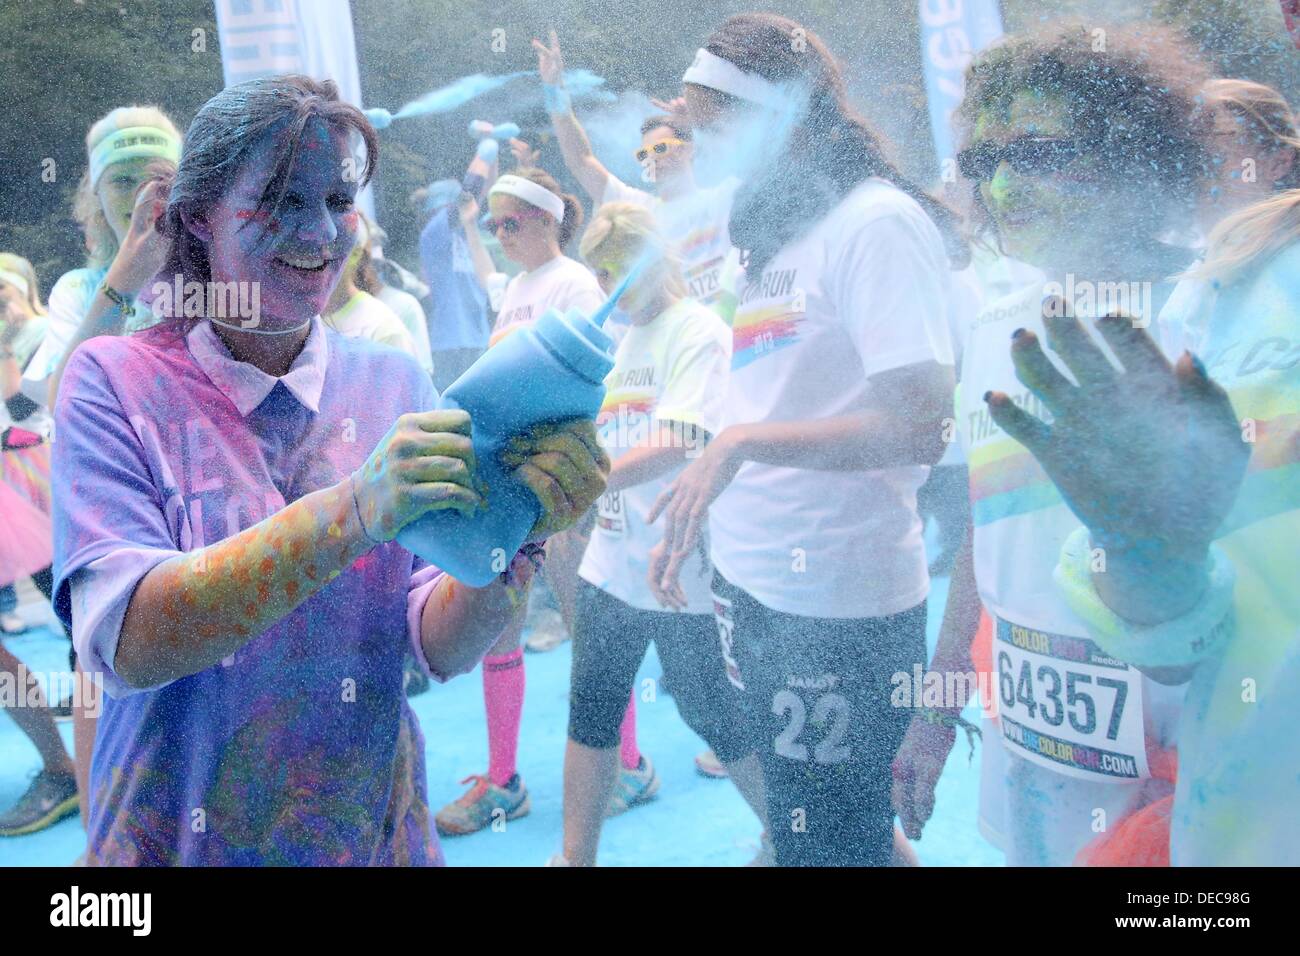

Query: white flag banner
214,0,374,216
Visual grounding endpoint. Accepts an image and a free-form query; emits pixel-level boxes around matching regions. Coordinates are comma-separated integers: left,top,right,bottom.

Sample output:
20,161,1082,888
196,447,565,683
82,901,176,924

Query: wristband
100,283,136,318
543,83,572,116
1053,525,1236,669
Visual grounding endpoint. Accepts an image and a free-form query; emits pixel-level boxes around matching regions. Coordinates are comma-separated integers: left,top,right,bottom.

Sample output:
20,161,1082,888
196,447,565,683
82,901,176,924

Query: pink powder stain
235,208,281,233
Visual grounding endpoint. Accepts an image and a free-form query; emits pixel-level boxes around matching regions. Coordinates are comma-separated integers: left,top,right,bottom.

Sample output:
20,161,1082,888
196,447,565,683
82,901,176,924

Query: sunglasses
483,209,545,235
956,137,1083,181
634,138,687,163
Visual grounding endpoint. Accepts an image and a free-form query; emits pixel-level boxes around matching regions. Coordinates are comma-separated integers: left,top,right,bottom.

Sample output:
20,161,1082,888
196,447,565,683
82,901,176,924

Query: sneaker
544,852,573,867
435,773,530,836
0,770,79,837
524,607,569,653
0,612,29,636
607,756,660,816
694,749,729,779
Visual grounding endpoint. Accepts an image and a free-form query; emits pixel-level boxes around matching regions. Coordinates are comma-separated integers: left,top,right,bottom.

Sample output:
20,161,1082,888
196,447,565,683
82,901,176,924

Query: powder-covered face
195,118,360,329
685,83,798,190
640,124,693,187
591,238,660,317
487,192,554,265
970,90,1154,270
97,157,158,245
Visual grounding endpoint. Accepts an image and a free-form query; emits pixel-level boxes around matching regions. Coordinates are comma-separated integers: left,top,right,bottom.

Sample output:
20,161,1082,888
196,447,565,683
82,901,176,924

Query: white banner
214,0,373,216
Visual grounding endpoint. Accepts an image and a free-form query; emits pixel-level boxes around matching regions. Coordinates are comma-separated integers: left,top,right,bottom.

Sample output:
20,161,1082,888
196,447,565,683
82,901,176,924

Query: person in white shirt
15,106,181,832
368,221,436,377
434,166,618,837
548,202,766,866
649,13,965,867
24,106,181,408
322,215,419,358
532,30,739,314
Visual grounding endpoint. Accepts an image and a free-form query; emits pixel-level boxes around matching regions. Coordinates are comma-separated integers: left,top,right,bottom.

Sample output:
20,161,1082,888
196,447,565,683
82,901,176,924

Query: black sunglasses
956,137,1083,180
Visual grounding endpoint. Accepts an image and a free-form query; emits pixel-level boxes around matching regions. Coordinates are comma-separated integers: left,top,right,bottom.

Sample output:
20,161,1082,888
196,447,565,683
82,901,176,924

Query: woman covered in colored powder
650,13,966,867
891,22,1213,867
49,75,607,866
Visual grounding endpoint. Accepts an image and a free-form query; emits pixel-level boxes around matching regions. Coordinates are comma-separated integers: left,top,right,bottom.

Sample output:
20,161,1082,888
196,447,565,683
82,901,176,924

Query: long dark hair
158,75,379,290
703,13,968,272
958,22,1213,243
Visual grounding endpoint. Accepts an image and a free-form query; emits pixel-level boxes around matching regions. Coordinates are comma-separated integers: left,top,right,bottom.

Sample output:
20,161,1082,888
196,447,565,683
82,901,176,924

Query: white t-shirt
323,290,417,356
936,264,985,467
579,298,732,613
377,285,434,375
602,176,739,310
709,178,956,619
956,282,1182,865
491,256,604,345
22,267,156,404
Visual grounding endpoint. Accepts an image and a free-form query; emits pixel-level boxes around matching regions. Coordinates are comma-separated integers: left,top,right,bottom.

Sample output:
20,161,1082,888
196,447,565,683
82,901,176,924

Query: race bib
596,490,624,535
711,590,744,690
994,617,1149,782
687,260,723,304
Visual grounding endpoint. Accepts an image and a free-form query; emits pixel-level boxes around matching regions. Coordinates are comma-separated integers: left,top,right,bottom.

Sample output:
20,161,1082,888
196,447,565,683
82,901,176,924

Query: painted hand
351,409,485,542
891,715,957,840
985,297,1249,619
501,418,609,541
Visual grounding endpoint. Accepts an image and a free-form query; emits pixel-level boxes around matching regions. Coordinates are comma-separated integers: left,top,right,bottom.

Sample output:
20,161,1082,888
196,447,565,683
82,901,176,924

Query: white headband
489,174,565,220
682,48,790,109
0,269,30,298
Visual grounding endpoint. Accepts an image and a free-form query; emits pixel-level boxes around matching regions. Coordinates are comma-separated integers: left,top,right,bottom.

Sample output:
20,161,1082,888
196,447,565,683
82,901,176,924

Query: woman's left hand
646,429,743,575
501,419,610,541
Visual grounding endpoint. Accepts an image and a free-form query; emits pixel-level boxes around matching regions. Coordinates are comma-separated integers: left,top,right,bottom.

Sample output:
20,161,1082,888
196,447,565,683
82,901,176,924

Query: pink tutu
0,442,53,587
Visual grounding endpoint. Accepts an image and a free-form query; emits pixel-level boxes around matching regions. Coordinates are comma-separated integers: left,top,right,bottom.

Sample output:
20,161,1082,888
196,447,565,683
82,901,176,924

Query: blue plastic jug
396,298,619,585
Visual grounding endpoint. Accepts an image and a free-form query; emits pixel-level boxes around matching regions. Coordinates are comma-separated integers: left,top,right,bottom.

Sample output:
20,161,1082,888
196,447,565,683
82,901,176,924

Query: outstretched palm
987,299,1249,566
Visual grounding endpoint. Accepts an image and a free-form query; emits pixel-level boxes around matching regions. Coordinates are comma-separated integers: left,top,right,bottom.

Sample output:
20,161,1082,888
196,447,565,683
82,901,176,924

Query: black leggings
568,580,753,763
712,570,927,867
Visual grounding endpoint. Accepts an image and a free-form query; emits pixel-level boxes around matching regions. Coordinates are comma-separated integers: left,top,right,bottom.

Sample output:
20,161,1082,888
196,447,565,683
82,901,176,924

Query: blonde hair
73,106,182,268
0,253,45,314
1195,188,1300,285
579,201,687,299
1203,78,1300,190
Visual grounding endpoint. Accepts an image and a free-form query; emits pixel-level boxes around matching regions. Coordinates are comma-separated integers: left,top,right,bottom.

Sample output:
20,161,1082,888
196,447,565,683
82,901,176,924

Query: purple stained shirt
51,317,452,866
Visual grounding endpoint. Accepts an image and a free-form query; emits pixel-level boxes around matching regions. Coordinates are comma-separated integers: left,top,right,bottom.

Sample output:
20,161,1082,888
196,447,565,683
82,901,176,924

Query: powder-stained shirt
52,318,449,866
1121,244,1300,865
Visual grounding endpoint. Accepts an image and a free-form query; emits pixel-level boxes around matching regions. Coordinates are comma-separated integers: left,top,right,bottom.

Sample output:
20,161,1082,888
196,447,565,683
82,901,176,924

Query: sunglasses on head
634,138,687,163
483,209,545,235
956,137,1083,181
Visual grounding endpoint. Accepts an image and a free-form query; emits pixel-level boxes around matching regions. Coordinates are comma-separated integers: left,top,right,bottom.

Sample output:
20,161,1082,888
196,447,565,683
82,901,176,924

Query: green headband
89,125,181,186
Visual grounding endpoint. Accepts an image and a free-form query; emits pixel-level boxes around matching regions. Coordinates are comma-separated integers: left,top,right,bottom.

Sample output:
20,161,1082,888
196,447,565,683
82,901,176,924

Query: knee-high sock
619,690,640,771
484,649,526,787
